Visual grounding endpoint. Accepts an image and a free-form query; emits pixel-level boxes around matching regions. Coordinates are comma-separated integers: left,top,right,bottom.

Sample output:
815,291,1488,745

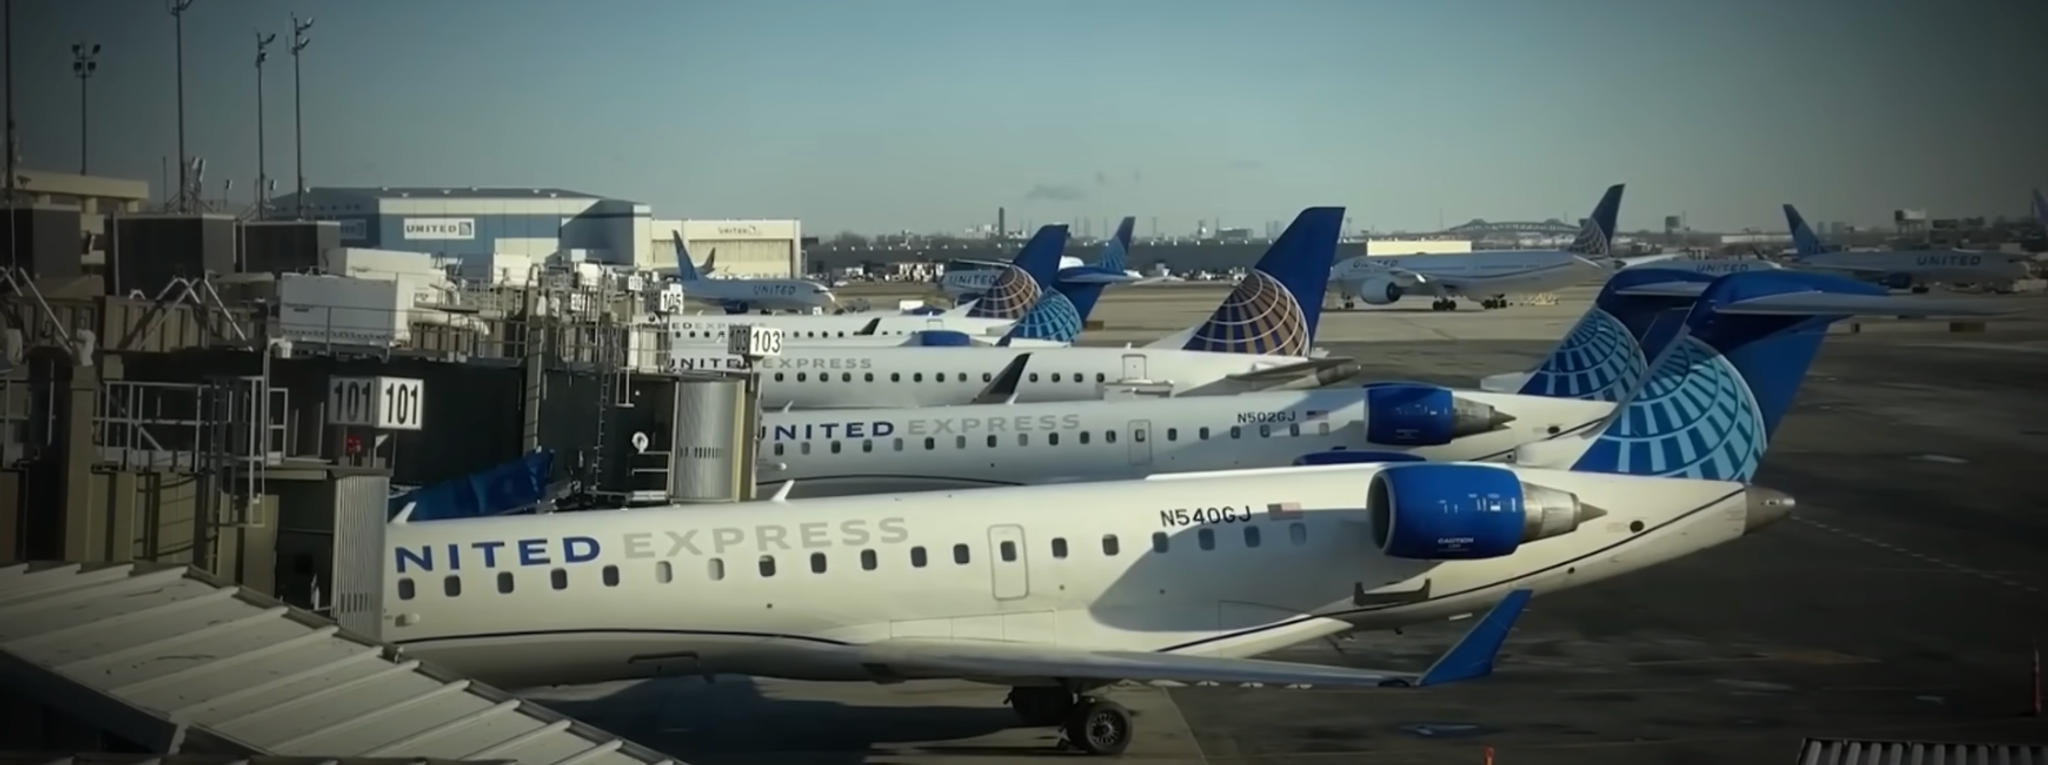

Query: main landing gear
1008,687,1133,756
1479,295,1509,309
1430,298,1458,311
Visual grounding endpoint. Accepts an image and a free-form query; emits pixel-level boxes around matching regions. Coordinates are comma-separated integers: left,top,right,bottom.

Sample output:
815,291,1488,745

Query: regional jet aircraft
754,269,2011,497
664,207,1358,408
665,232,839,313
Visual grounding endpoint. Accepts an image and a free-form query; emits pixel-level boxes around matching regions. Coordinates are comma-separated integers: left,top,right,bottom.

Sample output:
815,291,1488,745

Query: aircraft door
1127,419,1152,467
1121,353,1147,381
987,524,1029,600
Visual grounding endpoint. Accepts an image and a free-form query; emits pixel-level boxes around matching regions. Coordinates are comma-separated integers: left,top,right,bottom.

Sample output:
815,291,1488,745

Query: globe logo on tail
1183,270,1310,356
964,265,1043,320
1004,290,1083,343
1583,335,1768,482
1520,308,1646,401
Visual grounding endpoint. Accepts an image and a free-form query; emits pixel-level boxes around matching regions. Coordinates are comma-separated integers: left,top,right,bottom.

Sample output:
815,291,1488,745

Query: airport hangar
274,186,804,278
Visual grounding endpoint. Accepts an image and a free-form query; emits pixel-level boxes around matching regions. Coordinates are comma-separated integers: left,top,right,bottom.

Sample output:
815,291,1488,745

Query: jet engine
906,330,974,346
1368,463,1604,560
1355,276,1403,305
1363,383,1516,446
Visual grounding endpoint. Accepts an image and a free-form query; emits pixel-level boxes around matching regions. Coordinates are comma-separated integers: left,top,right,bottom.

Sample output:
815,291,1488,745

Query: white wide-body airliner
385,459,1789,754
665,207,1357,409
1783,204,2031,292
1329,184,1646,311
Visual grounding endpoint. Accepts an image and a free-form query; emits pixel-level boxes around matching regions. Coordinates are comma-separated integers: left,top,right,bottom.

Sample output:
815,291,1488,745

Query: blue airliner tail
1056,280,1110,324
670,232,704,281
1782,204,1827,258
2033,188,2046,227
966,224,1070,320
1097,216,1135,274
1515,268,1716,401
998,288,1086,345
1180,206,1343,356
1568,270,2010,482
1563,184,1625,258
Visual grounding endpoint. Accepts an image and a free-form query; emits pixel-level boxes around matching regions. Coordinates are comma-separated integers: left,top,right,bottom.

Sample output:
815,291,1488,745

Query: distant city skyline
8,0,2044,235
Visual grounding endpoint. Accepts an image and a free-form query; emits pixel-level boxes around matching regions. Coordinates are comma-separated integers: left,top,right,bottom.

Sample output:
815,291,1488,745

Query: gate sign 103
728,324,785,359
327,376,426,431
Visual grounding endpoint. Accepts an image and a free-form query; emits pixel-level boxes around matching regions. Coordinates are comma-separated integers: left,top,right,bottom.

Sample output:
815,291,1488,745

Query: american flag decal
1266,501,1303,520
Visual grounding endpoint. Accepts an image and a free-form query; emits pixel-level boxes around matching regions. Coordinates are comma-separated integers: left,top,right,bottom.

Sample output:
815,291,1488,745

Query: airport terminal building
272,186,802,277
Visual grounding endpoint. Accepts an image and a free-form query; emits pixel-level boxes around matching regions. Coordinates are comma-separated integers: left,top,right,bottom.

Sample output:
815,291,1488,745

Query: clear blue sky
9,0,2045,235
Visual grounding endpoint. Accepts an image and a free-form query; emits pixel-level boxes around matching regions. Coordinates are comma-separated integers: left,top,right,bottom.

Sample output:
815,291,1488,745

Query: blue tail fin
998,287,1085,345
2033,188,2047,227
1782,204,1827,257
1563,184,1625,258
1096,216,1135,273
1571,271,1894,482
671,232,703,281
1181,206,1343,356
1516,268,1716,401
1056,280,1110,324
966,224,1069,320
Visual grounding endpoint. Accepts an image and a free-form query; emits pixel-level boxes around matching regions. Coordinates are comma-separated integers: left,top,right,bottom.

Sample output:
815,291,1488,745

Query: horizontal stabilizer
1710,292,2024,317
1057,270,1140,284
856,588,1532,689
1613,281,1713,298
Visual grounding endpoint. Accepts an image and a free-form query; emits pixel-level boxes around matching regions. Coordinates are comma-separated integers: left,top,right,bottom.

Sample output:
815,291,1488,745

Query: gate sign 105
327,376,426,431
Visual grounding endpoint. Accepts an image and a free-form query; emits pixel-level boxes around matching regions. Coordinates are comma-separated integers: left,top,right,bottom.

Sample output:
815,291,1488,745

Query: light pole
290,14,312,218
254,31,275,218
71,42,98,175
169,0,194,210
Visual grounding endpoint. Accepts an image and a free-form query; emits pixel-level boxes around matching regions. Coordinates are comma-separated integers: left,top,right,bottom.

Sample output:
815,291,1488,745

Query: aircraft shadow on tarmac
531,673,1044,765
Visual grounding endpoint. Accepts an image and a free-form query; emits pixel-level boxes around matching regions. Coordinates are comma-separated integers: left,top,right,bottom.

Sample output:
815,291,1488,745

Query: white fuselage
666,313,1017,344
1615,256,1783,277
382,463,1754,689
940,257,1086,298
757,388,1615,497
664,345,1347,409
1797,250,2031,286
1331,250,1600,300
679,277,839,312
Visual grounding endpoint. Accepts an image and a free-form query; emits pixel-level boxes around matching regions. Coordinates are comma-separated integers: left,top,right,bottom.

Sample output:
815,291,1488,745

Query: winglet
855,317,882,336
1415,589,1532,686
769,480,796,502
971,353,1030,404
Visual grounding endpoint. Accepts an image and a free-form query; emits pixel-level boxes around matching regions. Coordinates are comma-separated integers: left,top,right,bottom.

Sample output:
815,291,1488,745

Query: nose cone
1744,486,1796,532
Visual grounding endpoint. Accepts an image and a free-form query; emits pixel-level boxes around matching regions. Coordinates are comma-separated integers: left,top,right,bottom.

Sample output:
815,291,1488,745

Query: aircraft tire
1064,698,1133,756
1007,687,1076,726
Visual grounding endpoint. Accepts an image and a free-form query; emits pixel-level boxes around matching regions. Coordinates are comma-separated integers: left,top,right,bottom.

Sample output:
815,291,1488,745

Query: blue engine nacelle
1368,463,1601,560
1880,273,1913,290
907,330,974,346
1363,384,1514,446
1293,449,1426,466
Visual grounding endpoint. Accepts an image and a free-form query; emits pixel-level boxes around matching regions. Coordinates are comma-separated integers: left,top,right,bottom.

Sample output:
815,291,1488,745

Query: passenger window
1106,430,1118,444
830,441,841,454
1167,428,1178,441
1319,423,1330,435
865,372,874,382
819,375,829,385
602,565,620,587
656,561,673,583
1052,538,1068,558
397,578,415,601
1290,523,1308,545
1029,373,1040,382
953,544,971,564
1080,431,1091,445
444,575,465,596
1102,535,1120,556
986,435,997,448
1198,528,1215,550
810,552,827,573
842,372,852,382
924,437,935,450
892,373,901,382
914,373,924,382
1151,532,1169,553
937,373,947,383
1230,426,1242,439
983,373,993,382
798,372,807,382
955,435,967,448
911,546,928,567
774,372,785,382
773,443,785,456
862,440,873,453
1017,433,1028,446
893,438,904,451
1259,424,1271,438
1290,423,1300,437
1096,373,1106,382
759,555,777,577
1049,432,1060,446
550,569,567,590
1244,526,1262,547
496,571,514,593
708,558,725,581
861,549,878,570
1199,427,1210,440
1052,373,1062,382
995,541,1014,562
800,442,811,455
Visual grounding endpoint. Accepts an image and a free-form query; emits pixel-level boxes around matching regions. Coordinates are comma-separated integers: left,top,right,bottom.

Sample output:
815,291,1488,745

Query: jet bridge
0,562,686,765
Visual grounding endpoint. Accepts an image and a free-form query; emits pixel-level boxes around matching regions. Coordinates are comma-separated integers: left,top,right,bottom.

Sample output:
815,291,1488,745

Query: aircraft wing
1058,270,1142,285
1713,292,2025,317
1614,281,1714,298
858,590,1530,689
1177,357,1359,395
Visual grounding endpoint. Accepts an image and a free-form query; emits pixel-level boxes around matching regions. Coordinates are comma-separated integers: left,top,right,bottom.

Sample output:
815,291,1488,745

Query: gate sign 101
327,376,426,431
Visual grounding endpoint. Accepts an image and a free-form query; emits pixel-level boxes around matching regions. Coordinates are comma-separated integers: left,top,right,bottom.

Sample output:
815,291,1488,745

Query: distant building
646,219,804,278
272,186,652,266
1364,239,1473,256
